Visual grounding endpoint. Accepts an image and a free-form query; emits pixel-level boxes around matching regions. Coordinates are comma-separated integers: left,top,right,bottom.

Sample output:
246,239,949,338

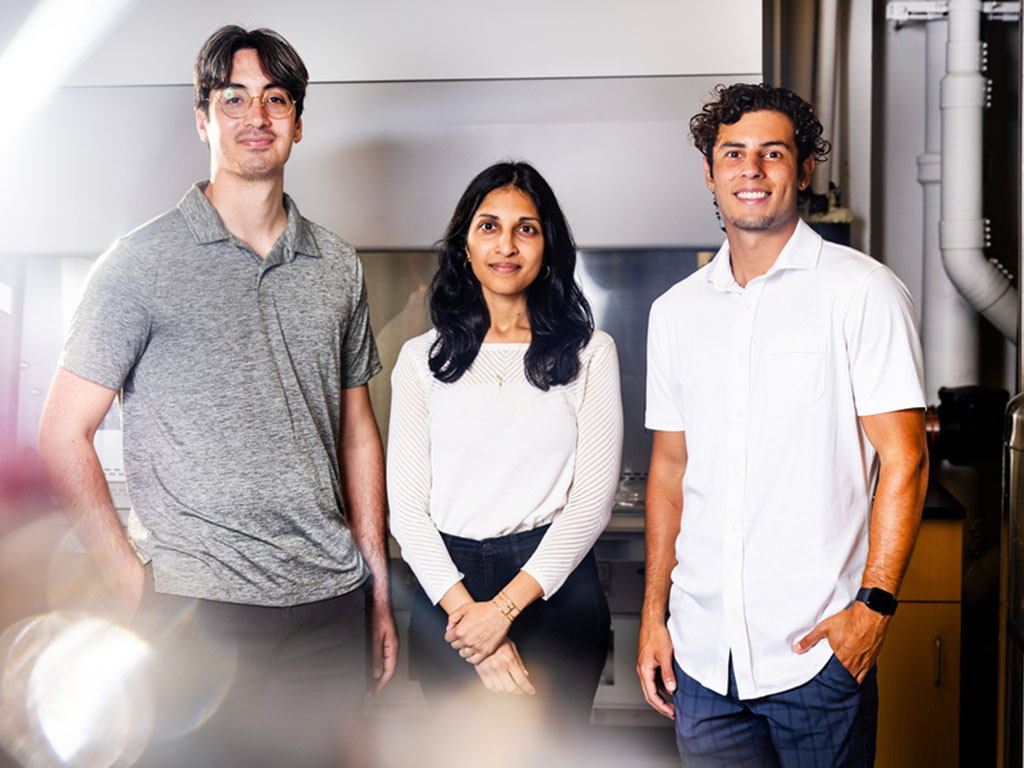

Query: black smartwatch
855,587,898,616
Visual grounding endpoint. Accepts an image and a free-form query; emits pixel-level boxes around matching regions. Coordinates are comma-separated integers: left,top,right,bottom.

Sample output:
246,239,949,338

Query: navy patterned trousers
672,655,878,768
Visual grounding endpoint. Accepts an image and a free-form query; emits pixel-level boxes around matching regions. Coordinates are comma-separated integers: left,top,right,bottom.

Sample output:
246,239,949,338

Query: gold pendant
496,374,503,390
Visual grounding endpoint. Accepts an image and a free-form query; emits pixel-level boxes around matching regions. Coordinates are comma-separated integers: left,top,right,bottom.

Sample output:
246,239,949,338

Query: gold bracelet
494,590,521,621
492,597,514,623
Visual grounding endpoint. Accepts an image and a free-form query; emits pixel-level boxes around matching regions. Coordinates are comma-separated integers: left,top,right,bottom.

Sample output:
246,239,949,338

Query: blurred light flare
30,618,150,762
1,613,153,767
0,0,138,146
0,596,239,767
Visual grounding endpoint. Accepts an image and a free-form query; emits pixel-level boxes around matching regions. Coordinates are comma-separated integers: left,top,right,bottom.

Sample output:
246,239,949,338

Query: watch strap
855,587,898,616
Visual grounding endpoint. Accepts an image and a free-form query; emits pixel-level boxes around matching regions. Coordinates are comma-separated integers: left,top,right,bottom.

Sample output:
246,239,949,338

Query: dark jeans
673,655,879,768
409,525,610,733
134,570,368,768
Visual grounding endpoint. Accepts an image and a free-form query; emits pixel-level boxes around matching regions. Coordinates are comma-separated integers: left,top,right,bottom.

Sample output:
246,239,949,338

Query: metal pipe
922,17,979,398
811,0,839,196
940,0,1018,341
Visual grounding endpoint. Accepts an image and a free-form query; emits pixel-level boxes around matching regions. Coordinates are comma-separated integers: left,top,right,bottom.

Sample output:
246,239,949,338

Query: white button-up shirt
645,219,925,698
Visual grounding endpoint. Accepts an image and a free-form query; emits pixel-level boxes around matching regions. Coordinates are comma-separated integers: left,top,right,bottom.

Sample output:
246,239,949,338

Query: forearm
641,501,680,623
346,502,389,607
340,415,390,606
438,581,474,614
636,431,685,715
498,571,543,612
862,422,929,595
39,423,144,623
642,431,686,624
518,474,616,600
438,569,543,613
39,424,138,574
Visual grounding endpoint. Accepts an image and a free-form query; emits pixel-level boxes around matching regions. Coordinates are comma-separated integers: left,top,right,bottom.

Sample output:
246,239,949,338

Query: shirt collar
177,181,321,260
705,218,822,292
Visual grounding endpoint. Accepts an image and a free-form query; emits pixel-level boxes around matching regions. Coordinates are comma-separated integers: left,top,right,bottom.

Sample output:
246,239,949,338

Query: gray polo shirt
60,182,380,606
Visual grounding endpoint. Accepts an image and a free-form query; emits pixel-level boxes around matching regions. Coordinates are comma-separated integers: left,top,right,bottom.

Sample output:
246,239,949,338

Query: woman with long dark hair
387,161,622,737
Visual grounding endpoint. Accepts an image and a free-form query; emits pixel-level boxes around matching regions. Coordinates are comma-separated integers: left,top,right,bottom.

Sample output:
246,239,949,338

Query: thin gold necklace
492,328,530,390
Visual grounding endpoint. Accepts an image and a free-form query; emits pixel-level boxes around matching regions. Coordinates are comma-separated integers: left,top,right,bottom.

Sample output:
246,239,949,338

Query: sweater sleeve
386,338,464,604
521,333,623,598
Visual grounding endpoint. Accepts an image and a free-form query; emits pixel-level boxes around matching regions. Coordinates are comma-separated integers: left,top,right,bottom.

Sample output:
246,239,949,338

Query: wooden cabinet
876,518,962,768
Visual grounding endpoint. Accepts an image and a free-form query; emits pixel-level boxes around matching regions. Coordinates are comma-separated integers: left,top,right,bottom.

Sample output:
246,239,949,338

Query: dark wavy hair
428,162,594,390
194,25,308,121
690,83,831,179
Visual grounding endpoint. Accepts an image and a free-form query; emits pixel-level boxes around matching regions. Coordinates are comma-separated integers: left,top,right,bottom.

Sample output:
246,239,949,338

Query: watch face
858,587,897,615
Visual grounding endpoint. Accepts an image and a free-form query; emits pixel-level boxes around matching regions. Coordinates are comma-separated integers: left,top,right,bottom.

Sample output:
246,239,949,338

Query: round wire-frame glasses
215,86,295,119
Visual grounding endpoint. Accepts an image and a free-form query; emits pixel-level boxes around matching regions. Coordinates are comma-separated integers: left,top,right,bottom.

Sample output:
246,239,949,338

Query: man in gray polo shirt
38,25,395,766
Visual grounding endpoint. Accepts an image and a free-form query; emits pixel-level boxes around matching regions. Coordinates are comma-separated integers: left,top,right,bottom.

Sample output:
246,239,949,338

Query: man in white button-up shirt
637,84,928,767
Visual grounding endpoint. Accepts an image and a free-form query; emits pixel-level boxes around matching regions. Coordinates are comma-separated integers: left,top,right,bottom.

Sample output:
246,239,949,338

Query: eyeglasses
214,86,295,119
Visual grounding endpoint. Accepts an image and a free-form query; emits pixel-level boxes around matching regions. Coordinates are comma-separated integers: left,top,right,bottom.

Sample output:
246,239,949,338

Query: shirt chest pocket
762,335,826,406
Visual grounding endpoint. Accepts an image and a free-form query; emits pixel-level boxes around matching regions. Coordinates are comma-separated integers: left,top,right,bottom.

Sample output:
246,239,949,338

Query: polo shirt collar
705,217,822,292
177,181,321,260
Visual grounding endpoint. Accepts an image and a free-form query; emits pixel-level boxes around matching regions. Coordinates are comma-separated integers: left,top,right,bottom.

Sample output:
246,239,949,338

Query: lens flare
0,613,152,767
137,600,237,742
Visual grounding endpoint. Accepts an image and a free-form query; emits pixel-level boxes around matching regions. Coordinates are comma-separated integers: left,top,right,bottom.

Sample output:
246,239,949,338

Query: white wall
66,0,761,84
2,0,762,255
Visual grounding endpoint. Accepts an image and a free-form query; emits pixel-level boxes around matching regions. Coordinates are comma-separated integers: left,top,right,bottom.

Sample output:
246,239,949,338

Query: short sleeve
59,242,152,391
645,297,686,431
844,267,926,416
339,258,382,388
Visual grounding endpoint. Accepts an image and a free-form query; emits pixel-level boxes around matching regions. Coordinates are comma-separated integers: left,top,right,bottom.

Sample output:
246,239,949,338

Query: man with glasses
38,25,395,766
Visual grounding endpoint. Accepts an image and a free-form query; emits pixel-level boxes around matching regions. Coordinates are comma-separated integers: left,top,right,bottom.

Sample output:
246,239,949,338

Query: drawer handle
934,637,942,686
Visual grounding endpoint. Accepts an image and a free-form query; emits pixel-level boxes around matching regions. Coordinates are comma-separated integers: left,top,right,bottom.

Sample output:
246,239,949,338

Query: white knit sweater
387,329,623,603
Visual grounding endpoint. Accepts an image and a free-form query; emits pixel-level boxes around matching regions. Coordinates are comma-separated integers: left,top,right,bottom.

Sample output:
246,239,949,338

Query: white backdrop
1,0,762,253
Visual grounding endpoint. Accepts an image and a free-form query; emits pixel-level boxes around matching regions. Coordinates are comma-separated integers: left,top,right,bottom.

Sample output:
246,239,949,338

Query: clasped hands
445,599,535,695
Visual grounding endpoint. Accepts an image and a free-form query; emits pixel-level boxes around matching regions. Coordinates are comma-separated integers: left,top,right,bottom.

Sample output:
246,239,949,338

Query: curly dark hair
690,83,831,176
428,161,594,390
194,26,308,121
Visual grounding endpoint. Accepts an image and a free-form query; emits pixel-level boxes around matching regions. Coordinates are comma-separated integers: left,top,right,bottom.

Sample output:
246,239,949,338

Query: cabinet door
875,601,961,768
899,519,963,602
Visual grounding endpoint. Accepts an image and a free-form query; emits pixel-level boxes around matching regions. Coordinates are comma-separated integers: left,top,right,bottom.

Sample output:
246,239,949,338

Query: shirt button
732,465,741,475
735,409,745,420
736,354,746,364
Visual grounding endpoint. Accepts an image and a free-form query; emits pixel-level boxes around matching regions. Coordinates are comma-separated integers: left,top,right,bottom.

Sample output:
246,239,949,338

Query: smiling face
195,48,302,182
704,109,812,238
465,186,545,308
